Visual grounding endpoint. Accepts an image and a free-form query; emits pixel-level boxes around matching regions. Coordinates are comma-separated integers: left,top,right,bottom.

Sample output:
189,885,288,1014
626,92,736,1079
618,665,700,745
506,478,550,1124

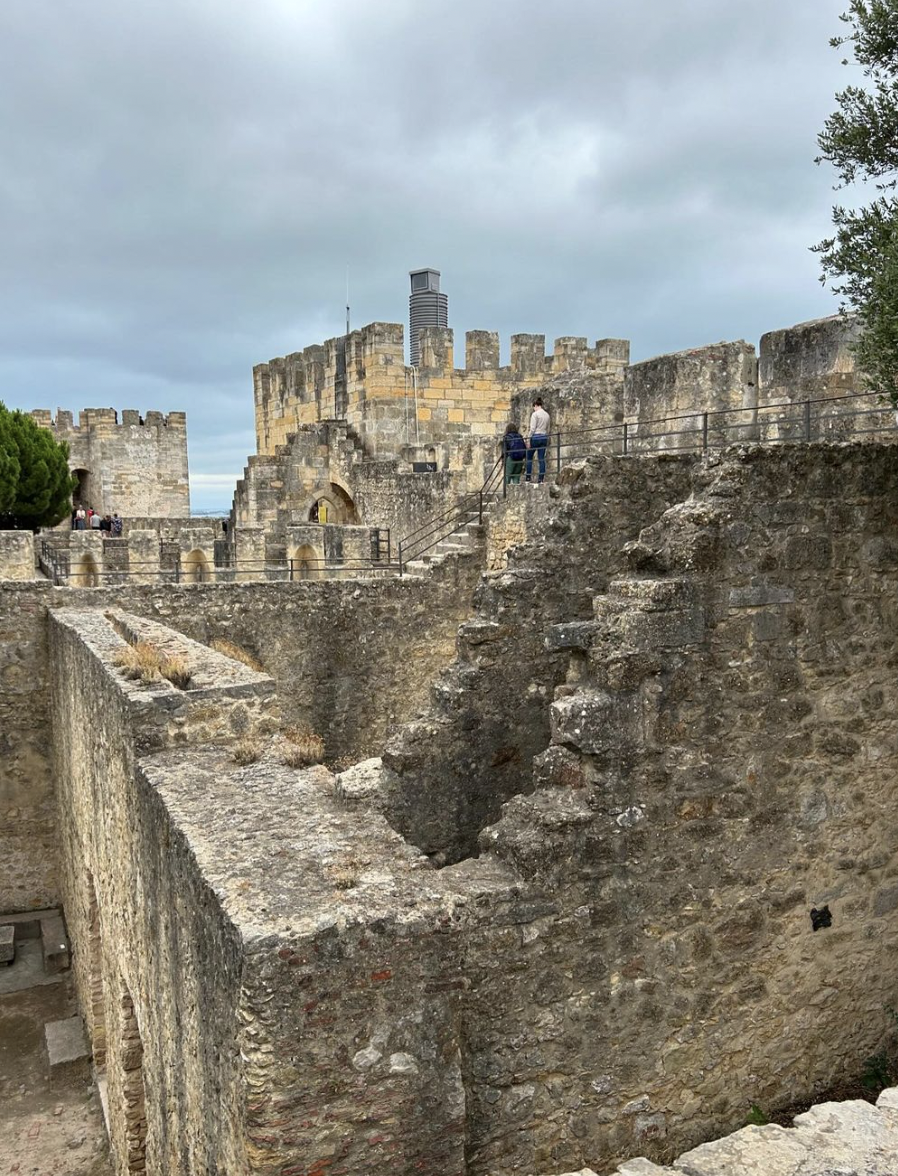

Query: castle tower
409,268,448,367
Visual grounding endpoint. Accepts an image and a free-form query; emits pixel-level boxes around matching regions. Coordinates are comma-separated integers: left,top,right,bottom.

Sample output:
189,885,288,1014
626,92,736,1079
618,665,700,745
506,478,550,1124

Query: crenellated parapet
32,408,187,432
30,407,190,518
253,320,631,456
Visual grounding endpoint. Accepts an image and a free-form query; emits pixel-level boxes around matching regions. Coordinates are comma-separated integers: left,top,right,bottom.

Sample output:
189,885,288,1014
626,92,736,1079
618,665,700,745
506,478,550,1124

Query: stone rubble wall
542,1087,898,1176
477,442,898,1172
378,454,696,863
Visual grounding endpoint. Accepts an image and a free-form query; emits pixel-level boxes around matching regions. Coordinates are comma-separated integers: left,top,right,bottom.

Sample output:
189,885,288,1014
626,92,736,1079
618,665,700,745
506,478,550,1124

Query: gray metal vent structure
408,268,448,366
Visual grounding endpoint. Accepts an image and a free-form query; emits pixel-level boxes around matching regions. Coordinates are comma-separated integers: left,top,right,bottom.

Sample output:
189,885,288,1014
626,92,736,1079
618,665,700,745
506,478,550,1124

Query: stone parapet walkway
545,1087,898,1176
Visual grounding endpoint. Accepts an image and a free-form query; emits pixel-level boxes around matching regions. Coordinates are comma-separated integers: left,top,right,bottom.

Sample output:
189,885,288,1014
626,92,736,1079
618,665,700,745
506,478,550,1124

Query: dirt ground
0,945,111,1176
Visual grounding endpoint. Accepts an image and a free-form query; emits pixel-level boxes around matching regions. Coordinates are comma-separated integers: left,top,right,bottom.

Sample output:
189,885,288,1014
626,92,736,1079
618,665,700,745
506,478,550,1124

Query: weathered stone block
41,914,70,974
0,923,14,965
45,1016,90,1085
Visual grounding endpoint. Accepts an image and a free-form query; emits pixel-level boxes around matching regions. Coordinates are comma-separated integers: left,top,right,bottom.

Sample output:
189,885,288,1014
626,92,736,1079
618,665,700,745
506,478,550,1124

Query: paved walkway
0,944,110,1176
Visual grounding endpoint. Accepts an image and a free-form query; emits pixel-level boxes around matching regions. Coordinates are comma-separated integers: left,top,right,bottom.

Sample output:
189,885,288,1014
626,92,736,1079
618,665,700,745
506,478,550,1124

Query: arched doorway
72,469,92,510
71,552,100,587
289,544,320,581
182,550,210,583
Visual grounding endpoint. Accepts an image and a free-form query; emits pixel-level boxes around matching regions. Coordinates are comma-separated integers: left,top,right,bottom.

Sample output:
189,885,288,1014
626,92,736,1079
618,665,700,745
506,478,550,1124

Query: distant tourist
99,514,112,533
525,397,551,484
89,510,101,530
502,422,527,485
111,513,123,537
74,507,86,531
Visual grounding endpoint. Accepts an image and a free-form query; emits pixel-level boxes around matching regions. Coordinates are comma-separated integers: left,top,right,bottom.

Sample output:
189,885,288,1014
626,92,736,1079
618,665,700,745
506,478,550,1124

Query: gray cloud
0,0,853,508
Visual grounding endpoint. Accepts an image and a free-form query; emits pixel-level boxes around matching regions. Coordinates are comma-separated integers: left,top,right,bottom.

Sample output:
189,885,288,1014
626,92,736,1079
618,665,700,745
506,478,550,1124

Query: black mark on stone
810,905,832,932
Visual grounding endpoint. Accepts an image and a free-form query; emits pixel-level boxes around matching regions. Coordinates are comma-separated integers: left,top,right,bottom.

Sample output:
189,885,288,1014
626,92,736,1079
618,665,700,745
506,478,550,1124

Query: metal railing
397,456,504,573
541,390,896,471
47,554,400,588
395,391,897,571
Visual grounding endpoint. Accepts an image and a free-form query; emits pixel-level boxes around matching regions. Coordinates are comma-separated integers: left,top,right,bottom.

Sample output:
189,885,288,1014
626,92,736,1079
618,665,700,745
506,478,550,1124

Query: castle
3,306,898,1176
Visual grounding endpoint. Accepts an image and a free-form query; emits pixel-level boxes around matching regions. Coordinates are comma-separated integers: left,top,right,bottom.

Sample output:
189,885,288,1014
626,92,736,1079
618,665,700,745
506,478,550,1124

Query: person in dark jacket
502,422,527,485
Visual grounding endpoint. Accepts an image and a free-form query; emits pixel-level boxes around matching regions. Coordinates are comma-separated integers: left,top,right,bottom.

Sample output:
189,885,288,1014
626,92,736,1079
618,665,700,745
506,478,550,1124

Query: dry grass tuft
210,637,265,673
114,642,191,689
282,729,325,768
232,737,262,766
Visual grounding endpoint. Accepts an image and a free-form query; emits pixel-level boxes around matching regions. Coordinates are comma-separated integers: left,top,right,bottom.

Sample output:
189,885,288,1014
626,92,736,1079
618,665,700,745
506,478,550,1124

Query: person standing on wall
502,422,527,485
525,397,550,484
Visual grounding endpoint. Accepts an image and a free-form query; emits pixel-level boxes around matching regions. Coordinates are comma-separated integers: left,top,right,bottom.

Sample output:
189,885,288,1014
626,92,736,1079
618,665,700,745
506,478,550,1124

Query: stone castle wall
0,557,481,911
39,441,898,1176
51,609,278,1174
252,321,630,458
476,442,898,1171
30,407,190,518
0,582,57,910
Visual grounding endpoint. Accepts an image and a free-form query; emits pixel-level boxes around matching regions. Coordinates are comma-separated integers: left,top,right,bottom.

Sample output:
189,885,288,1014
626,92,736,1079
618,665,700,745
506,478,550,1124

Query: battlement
29,407,190,518
31,408,187,432
253,320,630,455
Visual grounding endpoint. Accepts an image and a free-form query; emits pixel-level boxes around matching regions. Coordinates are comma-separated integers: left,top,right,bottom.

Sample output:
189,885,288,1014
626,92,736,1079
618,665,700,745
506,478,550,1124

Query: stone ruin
3,311,898,1174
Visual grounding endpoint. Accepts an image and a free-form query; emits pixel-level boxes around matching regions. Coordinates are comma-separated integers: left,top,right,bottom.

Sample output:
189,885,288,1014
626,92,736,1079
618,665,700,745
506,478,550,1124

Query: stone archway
71,552,100,587
302,483,359,526
289,544,321,581
72,468,92,510
182,549,210,583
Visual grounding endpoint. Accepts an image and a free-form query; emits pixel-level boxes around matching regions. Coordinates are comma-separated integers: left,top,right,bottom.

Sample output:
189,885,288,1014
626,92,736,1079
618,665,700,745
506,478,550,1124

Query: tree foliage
816,1,898,403
0,403,75,530
0,405,20,516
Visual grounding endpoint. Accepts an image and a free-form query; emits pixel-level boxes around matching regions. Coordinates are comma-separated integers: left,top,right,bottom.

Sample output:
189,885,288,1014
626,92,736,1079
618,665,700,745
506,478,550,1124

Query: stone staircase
401,518,490,574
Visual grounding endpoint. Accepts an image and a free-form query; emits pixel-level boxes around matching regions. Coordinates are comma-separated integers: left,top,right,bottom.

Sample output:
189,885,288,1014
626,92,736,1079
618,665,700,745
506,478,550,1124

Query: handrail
396,390,897,573
397,456,504,572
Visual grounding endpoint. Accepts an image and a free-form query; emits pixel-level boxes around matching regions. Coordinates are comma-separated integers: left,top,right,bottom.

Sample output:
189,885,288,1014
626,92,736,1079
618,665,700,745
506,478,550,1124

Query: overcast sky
0,0,854,510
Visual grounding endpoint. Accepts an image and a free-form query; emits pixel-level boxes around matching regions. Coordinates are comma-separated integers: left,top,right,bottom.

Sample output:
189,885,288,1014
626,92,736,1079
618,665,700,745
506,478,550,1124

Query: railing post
289,558,294,582
804,399,812,442
478,490,483,526
556,431,562,475
503,456,507,500
622,421,629,456
702,412,709,452
398,542,404,577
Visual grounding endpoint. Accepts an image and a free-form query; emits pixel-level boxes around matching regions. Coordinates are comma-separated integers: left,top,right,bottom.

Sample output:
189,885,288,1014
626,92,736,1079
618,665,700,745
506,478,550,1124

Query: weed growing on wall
113,642,191,689
282,729,325,768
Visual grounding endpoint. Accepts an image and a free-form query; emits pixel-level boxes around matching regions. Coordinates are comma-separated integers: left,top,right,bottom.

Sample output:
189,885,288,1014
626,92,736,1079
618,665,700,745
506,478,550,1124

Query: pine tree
816,1,898,403
0,404,21,516
0,407,74,530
